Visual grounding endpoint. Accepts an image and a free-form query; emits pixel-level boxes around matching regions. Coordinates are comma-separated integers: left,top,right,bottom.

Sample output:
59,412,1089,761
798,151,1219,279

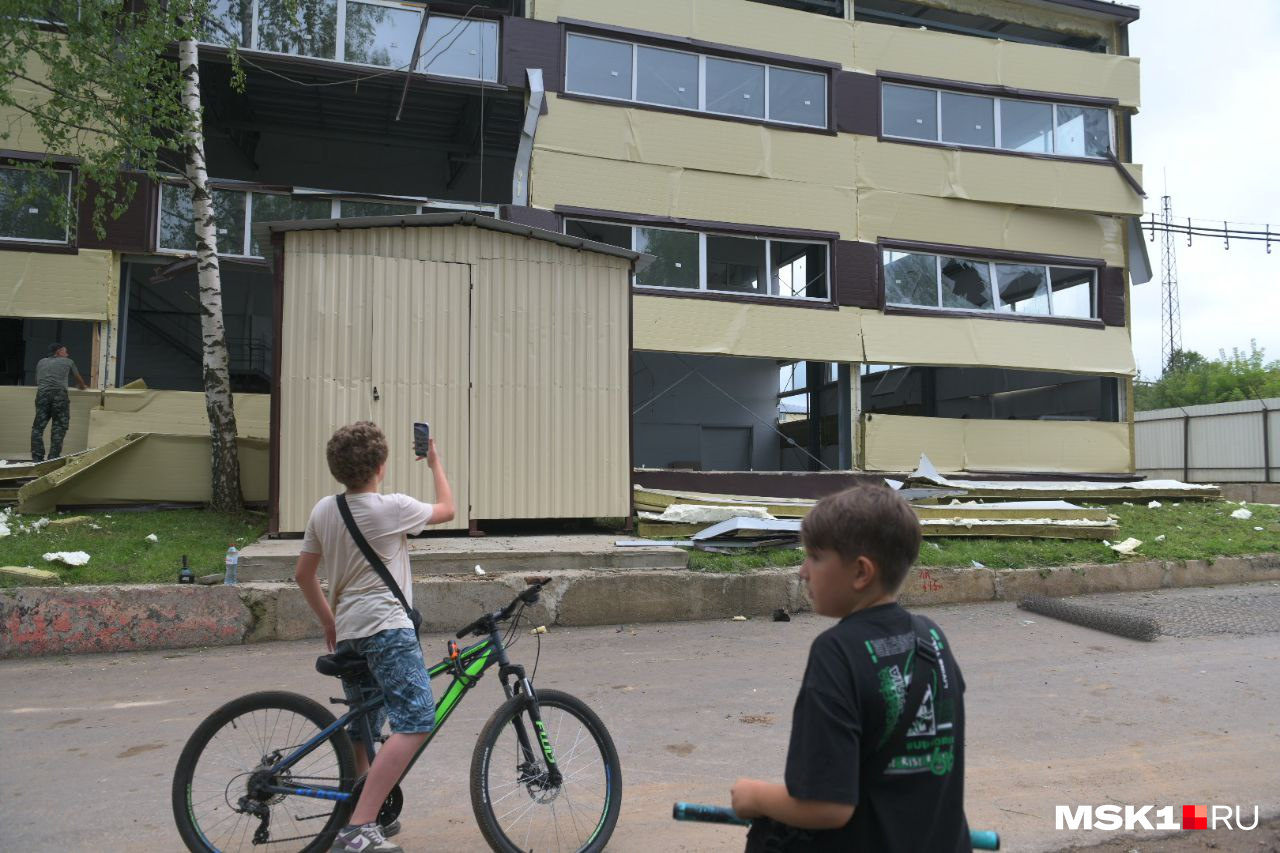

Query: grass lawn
0,507,267,587
687,500,1280,573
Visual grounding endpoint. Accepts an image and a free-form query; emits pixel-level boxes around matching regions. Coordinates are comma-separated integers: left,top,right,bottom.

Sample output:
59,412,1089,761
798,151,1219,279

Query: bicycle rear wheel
172,690,356,853
470,688,623,853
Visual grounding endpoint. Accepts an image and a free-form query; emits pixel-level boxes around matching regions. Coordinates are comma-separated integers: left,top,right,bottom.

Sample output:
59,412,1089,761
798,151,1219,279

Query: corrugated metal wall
1136,398,1280,483
277,224,632,531
469,254,632,518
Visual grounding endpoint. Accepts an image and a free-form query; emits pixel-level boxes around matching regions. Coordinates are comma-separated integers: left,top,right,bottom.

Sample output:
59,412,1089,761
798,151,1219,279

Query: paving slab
236,534,689,581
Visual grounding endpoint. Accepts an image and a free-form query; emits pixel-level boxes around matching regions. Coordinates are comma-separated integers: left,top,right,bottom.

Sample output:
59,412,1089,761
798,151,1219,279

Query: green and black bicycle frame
250,626,561,812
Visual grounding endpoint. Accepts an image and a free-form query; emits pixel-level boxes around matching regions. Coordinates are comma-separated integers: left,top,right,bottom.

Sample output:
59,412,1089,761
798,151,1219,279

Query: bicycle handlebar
455,576,552,638
672,803,1000,850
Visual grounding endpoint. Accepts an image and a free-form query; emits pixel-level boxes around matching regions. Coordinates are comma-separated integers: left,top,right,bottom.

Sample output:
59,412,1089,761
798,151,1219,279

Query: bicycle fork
499,663,564,788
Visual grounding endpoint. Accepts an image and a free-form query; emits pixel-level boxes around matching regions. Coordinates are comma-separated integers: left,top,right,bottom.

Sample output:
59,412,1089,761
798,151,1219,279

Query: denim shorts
336,627,436,739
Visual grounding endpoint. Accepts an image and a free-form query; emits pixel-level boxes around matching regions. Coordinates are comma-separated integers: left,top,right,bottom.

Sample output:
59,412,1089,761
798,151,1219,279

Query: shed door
370,259,471,530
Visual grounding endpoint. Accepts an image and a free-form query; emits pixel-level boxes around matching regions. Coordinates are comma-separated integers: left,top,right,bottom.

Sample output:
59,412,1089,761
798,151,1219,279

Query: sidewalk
2,551,1278,658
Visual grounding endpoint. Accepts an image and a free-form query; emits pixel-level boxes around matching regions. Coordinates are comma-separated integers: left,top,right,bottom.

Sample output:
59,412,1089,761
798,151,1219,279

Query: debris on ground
0,565,60,585
771,609,791,622
145,533,159,542
42,550,91,566
1230,507,1254,520
1107,537,1143,555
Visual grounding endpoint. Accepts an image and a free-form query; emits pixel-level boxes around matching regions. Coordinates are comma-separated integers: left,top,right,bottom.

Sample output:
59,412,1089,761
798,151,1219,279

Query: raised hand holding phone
413,421,430,459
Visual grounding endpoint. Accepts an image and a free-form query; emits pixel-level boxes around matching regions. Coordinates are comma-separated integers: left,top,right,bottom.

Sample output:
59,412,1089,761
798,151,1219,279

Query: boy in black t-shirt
730,485,971,852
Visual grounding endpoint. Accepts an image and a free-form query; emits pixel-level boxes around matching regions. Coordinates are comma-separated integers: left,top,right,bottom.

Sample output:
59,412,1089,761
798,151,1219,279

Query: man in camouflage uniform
30,342,88,462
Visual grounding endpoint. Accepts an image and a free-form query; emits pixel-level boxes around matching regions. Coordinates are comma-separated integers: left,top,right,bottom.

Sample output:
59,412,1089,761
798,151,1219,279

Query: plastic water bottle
224,544,239,585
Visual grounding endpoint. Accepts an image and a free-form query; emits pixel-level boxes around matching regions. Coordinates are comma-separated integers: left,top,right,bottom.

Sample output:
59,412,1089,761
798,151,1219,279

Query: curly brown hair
800,484,922,593
326,421,389,489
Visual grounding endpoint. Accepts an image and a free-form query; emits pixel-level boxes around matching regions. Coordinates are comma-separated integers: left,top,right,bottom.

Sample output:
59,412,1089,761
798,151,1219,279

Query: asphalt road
2,583,1278,852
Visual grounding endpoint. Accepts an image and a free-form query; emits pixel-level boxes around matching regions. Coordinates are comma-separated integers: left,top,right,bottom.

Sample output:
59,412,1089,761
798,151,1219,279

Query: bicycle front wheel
172,690,356,853
471,688,623,853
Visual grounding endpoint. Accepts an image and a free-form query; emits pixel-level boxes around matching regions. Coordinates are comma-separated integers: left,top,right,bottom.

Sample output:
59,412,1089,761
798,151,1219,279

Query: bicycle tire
470,688,623,853
172,690,357,853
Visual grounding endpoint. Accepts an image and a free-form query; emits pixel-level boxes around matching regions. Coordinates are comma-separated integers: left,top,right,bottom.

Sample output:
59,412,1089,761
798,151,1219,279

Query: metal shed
259,213,641,534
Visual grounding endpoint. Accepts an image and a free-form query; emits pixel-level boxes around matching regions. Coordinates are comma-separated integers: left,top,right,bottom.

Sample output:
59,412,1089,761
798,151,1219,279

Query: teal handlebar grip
970,829,1000,850
672,802,751,827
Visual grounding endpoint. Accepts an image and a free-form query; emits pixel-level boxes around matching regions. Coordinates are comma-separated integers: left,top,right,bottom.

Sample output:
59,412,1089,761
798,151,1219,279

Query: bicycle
171,576,623,853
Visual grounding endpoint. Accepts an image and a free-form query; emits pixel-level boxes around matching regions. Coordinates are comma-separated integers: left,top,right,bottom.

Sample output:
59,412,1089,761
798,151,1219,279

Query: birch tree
0,0,243,510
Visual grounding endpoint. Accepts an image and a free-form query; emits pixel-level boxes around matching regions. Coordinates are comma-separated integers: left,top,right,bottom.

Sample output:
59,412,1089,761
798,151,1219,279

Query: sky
1128,0,1280,378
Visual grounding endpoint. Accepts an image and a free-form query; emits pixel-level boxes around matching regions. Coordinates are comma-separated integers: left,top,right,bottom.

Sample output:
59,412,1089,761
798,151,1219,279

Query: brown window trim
557,205,839,243
877,71,1121,110
559,17,840,73
634,286,838,311
556,90,838,136
1,149,80,166
882,304,1105,330
0,240,78,255
879,238,1104,269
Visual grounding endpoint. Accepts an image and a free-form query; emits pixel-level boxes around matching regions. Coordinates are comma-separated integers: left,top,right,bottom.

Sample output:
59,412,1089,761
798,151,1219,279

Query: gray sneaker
331,822,403,853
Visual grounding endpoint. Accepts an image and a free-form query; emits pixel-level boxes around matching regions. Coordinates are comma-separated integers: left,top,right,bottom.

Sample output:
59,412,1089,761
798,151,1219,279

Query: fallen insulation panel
906,455,1220,501
914,501,1112,522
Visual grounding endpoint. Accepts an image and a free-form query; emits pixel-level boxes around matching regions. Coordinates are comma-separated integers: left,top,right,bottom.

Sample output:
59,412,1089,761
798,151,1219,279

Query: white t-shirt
300,492,433,642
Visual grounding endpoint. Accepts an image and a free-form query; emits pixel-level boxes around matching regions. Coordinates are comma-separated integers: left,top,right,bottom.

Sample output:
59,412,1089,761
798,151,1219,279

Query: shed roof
254,211,650,269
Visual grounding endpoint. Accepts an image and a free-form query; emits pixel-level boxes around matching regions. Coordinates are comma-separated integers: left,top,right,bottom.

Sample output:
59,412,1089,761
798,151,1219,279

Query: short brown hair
326,421,388,489
800,485,922,592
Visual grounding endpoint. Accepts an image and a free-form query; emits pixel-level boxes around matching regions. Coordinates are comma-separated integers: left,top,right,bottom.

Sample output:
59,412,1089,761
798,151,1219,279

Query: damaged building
1,0,1150,524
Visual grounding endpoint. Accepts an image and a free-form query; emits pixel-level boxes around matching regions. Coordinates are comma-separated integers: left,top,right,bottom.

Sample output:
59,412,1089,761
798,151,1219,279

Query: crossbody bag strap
866,614,940,778
335,493,414,621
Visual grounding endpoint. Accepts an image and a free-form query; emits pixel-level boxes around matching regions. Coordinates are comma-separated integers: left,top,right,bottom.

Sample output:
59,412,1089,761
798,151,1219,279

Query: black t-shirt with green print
782,602,970,852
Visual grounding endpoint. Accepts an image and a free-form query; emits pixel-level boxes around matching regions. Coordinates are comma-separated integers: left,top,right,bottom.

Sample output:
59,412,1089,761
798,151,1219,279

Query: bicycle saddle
315,650,368,677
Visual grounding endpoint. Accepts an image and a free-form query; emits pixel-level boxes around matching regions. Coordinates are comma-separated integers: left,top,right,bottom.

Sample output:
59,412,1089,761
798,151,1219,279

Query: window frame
880,81,1116,161
881,246,1099,320
564,216,832,302
157,179,497,259
563,31,830,130
0,163,76,247
200,2,500,83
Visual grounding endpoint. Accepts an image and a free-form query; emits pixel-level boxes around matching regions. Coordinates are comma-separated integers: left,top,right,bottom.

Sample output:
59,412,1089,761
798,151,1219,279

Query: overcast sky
1128,0,1280,378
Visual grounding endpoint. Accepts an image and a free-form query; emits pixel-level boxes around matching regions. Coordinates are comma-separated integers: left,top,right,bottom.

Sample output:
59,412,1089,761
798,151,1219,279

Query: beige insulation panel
87,390,270,446
860,312,1135,375
856,190,1125,267
20,434,269,512
0,387,96,458
470,254,632,518
531,149,856,238
0,249,116,320
634,294,862,363
537,95,857,189
533,0,856,69
863,414,1131,474
853,21,1140,109
278,233,378,532
367,256,471,532
855,138,1143,217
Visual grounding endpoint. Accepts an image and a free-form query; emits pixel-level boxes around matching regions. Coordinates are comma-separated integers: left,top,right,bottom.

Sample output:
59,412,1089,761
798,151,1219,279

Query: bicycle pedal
329,697,351,706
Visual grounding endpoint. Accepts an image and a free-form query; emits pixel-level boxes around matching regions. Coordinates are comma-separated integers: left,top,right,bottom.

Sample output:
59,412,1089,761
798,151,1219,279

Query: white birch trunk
179,31,242,512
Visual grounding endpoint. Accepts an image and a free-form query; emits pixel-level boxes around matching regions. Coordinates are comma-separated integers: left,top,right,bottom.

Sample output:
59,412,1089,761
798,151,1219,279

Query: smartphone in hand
413,422,430,458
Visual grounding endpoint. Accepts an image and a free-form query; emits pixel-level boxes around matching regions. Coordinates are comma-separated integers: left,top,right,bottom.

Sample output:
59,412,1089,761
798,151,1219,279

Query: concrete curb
2,555,1278,659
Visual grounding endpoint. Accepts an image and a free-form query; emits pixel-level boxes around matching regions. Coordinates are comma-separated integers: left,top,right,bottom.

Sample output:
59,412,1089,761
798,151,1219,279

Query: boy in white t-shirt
295,421,455,853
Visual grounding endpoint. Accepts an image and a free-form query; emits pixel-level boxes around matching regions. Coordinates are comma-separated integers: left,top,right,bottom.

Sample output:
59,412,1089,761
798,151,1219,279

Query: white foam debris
1108,538,1143,555
145,533,158,542
1148,500,1162,509
657,504,774,523
1230,508,1254,520
43,551,91,566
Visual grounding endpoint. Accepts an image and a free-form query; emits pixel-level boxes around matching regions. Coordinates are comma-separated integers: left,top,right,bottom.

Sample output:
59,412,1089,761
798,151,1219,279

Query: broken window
882,84,1114,159
0,165,71,244
248,193,332,255
566,218,830,300
854,0,1111,53
564,34,829,128
884,248,1099,319
862,364,1121,422
636,45,699,110
200,4,496,81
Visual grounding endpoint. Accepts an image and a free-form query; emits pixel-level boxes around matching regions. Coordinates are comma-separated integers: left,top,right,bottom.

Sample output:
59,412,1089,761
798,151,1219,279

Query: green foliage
0,0,208,238
1136,341,1280,410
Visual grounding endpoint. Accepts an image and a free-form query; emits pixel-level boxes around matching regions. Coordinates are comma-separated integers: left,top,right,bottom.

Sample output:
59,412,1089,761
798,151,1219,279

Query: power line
1141,215,1275,252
